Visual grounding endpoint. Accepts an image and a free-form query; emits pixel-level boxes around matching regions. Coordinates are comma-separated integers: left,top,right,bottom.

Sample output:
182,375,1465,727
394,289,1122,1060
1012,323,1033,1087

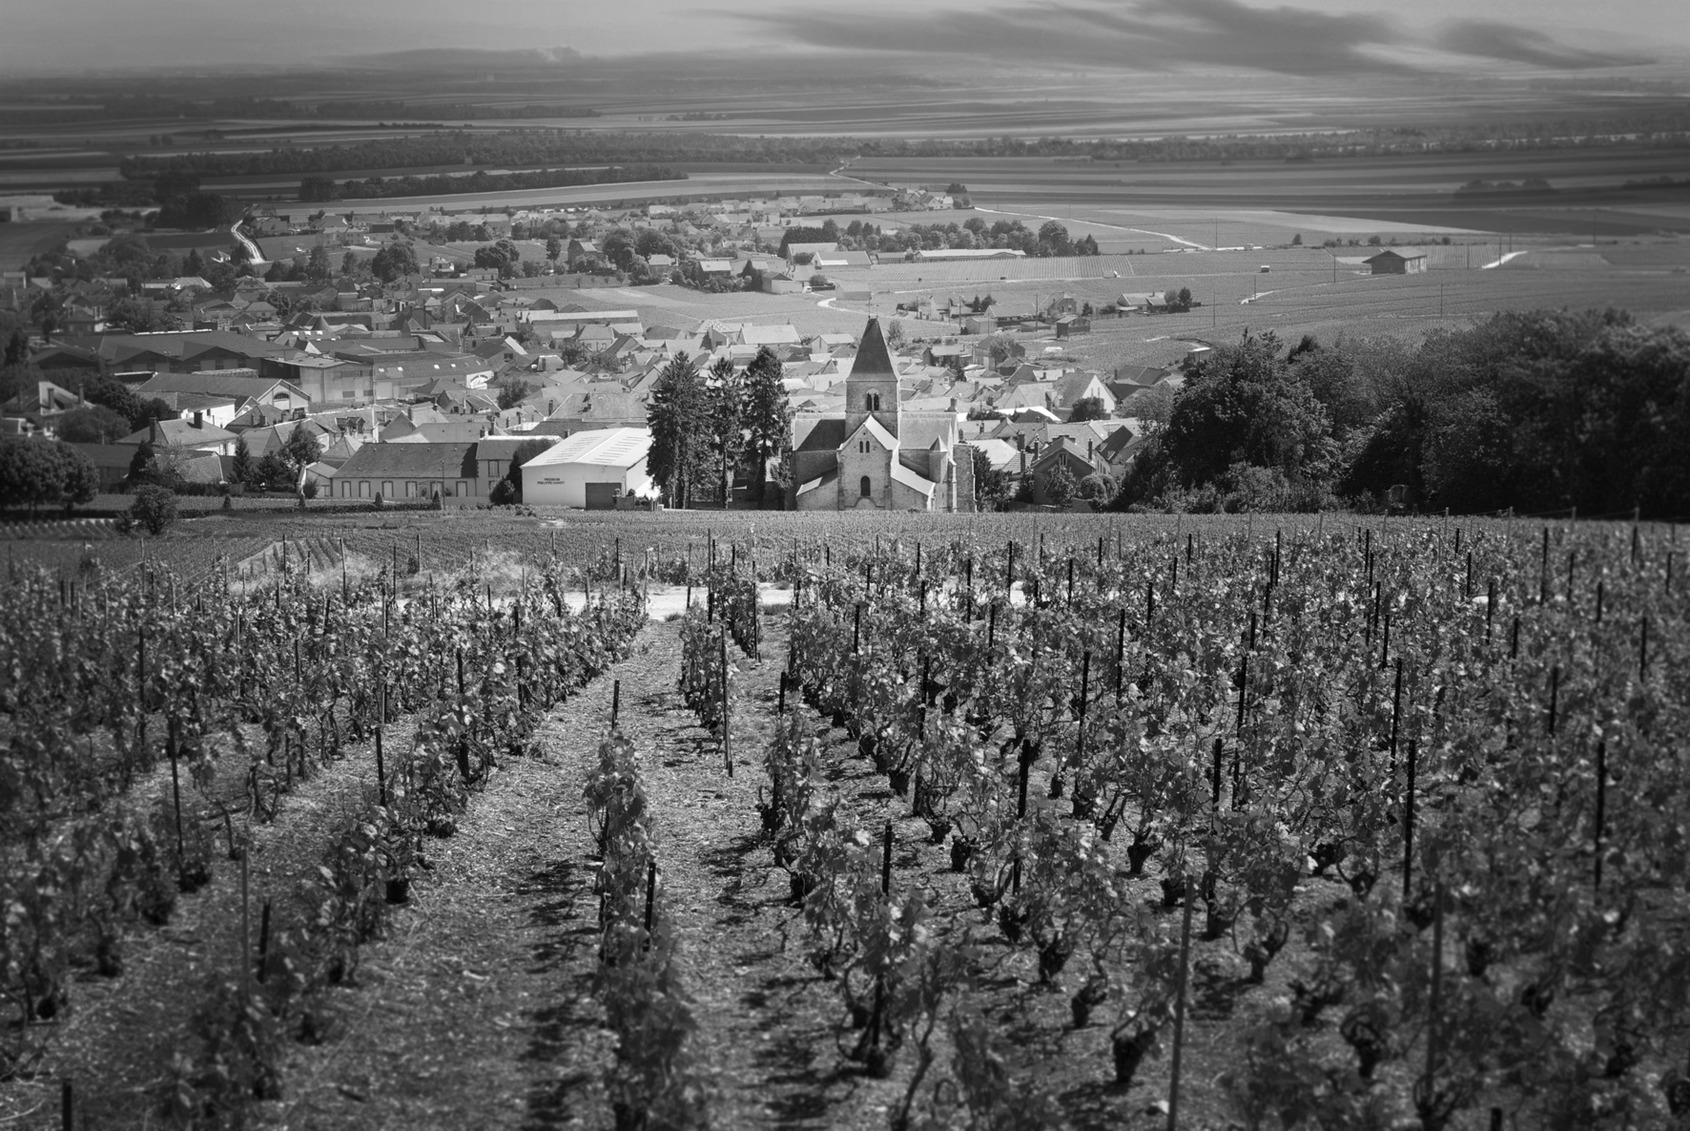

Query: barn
520,427,653,509
1364,249,1428,275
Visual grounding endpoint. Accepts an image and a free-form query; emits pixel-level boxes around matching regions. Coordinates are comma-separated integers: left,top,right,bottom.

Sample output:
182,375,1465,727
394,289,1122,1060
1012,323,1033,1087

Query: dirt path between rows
267,613,930,1130
4,715,408,1127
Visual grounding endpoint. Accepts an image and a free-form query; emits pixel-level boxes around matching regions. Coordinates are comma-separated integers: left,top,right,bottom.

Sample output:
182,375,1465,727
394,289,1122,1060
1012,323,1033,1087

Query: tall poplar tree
646,352,704,508
741,346,792,503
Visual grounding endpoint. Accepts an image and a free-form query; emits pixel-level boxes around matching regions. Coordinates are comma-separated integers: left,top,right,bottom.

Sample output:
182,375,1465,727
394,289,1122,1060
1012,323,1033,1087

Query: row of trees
117,115,1690,185
780,218,1099,258
298,164,685,203
646,348,791,508
1117,308,1690,517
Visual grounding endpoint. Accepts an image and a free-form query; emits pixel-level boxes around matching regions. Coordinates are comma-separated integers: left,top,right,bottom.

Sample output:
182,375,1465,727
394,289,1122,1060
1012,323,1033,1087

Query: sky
0,0,1684,76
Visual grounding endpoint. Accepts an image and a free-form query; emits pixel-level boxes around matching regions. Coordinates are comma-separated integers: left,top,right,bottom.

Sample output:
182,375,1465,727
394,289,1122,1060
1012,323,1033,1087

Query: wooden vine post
375,686,387,807
719,628,732,777
1167,855,1196,1131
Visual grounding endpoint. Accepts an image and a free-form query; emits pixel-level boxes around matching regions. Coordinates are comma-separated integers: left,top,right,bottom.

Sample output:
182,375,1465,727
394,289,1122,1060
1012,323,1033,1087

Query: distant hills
334,46,585,71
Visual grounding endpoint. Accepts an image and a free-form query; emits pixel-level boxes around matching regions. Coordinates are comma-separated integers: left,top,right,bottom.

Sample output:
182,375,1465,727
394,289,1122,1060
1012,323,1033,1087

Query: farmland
0,508,1686,1129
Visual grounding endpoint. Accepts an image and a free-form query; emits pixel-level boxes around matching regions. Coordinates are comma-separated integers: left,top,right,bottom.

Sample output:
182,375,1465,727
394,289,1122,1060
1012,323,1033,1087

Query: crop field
546,284,871,337
1,509,1686,1130
327,171,856,214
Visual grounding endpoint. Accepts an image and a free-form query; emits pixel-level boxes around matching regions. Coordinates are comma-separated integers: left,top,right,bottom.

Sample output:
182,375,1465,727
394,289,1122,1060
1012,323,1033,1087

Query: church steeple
844,316,901,438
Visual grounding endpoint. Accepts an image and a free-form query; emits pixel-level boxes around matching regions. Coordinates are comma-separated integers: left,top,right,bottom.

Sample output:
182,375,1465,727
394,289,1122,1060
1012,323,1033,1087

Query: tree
970,446,1007,512
3,331,25,368
0,440,67,515
281,423,321,473
599,230,636,272
474,239,522,278
704,356,745,507
340,251,362,278
1291,233,1303,246
57,405,132,444
1178,287,1193,309
980,333,1019,366
1078,471,1117,501
740,347,791,504
253,452,291,491
183,249,204,276
105,298,181,334
1069,396,1108,422
544,236,563,268
493,438,554,504
646,352,706,508
305,245,332,283
129,485,177,535
1160,331,1335,489
1036,221,1074,257
371,242,419,284
231,436,255,486
885,319,908,351
59,446,98,513
497,380,533,411
1042,461,1078,507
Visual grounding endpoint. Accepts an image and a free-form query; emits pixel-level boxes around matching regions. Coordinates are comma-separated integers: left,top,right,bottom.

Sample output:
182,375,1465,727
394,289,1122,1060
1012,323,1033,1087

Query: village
0,186,1223,513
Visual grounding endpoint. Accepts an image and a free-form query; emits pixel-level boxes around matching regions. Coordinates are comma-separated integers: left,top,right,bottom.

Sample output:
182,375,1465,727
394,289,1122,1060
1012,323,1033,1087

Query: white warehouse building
521,427,654,509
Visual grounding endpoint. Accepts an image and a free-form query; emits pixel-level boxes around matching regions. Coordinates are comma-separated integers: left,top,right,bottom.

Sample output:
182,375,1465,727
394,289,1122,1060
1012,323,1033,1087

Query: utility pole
1439,283,1444,318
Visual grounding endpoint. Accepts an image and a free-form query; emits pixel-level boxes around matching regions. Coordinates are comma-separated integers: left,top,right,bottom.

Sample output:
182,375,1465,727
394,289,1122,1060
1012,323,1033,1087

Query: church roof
853,317,898,379
845,415,899,452
796,470,838,497
794,417,847,452
890,460,936,496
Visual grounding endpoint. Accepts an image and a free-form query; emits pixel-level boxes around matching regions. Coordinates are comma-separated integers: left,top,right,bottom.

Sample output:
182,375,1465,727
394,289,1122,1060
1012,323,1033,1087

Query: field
1,507,1686,1131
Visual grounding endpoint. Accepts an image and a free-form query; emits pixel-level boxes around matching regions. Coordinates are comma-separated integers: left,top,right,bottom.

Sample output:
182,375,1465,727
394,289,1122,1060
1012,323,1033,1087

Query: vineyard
2,512,1687,1129
0,544,646,1126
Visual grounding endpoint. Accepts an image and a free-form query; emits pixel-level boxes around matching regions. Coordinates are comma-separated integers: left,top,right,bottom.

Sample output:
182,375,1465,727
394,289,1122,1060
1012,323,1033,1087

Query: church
788,316,975,511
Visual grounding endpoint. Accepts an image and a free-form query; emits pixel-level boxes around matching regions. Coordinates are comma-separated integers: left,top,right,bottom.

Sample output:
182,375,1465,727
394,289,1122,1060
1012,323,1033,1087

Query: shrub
130,485,178,535
301,481,318,500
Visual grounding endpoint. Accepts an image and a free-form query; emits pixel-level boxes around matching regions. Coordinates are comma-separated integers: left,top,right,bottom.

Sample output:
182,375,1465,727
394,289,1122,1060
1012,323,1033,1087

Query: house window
406,481,417,498
360,481,371,498
860,476,872,498
340,481,351,498
381,481,392,498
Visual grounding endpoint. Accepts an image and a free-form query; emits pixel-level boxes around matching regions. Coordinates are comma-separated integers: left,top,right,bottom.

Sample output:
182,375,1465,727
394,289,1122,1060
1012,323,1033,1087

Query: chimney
1087,440,1094,460
193,410,203,429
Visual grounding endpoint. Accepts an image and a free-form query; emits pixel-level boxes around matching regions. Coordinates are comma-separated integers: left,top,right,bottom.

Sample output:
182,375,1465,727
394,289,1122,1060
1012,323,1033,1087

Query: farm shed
1364,249,1427,275
521,427,653,509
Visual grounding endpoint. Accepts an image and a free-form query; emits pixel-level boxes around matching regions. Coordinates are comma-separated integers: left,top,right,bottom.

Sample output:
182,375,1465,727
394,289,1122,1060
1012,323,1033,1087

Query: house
122,415,240,456
789,316,973,513
784,242,839,264
1,381,81,421
65,442,140,489
520,427,654,509
566,239,602,269
1029,436,1103,505
1050,371,1116,417
138,371,310,414
1053,314,1091,338
1364,249,1427,275
910,248,1025,262
330,441,480,501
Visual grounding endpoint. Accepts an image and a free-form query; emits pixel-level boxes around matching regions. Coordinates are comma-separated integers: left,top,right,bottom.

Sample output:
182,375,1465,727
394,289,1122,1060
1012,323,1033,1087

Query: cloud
734,0,1650,76
1433,20,1647,68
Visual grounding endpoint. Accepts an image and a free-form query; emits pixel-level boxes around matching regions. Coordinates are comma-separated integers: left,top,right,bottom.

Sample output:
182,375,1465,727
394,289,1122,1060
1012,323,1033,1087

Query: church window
860,476,872,498
866,393,881,411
